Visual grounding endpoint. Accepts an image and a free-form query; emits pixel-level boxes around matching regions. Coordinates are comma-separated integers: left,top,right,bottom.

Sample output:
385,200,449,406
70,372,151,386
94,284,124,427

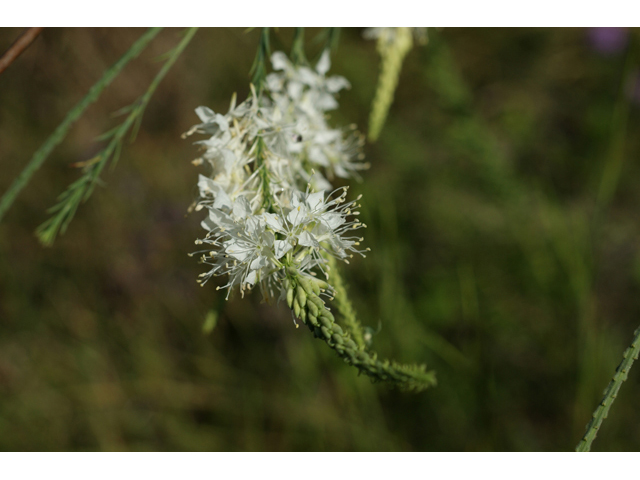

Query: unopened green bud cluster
285,267,436,392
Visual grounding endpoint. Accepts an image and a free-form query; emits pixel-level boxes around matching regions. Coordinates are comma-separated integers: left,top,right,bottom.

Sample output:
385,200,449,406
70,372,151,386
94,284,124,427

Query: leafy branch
36,27,198,246
0,27,162,223
576,325,640,451
325,254,366,350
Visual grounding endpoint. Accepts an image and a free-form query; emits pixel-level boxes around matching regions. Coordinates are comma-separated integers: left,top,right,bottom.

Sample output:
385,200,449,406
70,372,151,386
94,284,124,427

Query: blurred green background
1,27,640,451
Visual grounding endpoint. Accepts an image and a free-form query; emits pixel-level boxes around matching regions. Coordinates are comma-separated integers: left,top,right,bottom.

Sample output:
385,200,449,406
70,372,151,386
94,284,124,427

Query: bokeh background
1,27,640,451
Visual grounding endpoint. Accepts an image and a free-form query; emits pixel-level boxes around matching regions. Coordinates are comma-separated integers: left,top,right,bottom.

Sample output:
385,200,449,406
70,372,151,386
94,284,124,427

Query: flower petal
271,51,290,71
232,196,252,219
298,231,319,248
244,270,257,285
250,255,269,270
306,191,324,211
274,240,292,259
316,49,331,75
263,212,285,232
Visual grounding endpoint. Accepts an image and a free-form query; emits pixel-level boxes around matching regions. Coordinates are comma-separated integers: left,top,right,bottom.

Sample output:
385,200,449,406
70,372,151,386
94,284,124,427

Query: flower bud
293,298,301,318
286,287,294,309
296,285,307,308
307,300,319,317
320,326,332,340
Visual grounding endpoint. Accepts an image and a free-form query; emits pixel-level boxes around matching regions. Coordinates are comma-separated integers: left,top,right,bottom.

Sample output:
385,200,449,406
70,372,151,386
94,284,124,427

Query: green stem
0,27,162,223
127,28,198,132
290,27,307,66
324,27,340,53
325,254,366,350
250,28,270,93
368,27,413,142
254,136,273,212
576,326,640,451
36,28,198,246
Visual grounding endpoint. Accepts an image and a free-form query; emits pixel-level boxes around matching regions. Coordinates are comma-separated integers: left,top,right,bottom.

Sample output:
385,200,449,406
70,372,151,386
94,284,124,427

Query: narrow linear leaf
250,28,271,93
36,27,199,246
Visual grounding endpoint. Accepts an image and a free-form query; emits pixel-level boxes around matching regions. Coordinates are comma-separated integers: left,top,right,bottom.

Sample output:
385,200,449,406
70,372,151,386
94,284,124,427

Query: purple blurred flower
587,28,629,55
626,70,640,105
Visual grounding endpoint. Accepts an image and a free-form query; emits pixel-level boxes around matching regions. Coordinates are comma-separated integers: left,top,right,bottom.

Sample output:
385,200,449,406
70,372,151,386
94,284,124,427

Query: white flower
265,187,369,268
195,198,286,298
264,51,367,184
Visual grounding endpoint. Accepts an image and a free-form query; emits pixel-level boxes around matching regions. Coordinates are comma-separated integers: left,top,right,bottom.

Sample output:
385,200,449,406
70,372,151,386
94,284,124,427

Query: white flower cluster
185,51,369,301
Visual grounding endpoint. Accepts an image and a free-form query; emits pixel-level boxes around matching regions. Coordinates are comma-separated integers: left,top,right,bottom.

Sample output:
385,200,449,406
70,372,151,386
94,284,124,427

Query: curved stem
285,267,436,392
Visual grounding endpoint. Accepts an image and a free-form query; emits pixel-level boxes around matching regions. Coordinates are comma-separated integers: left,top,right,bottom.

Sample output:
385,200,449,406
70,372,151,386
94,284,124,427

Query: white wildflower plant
0,27,436,393
184,37,435,393
186,50,370,305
